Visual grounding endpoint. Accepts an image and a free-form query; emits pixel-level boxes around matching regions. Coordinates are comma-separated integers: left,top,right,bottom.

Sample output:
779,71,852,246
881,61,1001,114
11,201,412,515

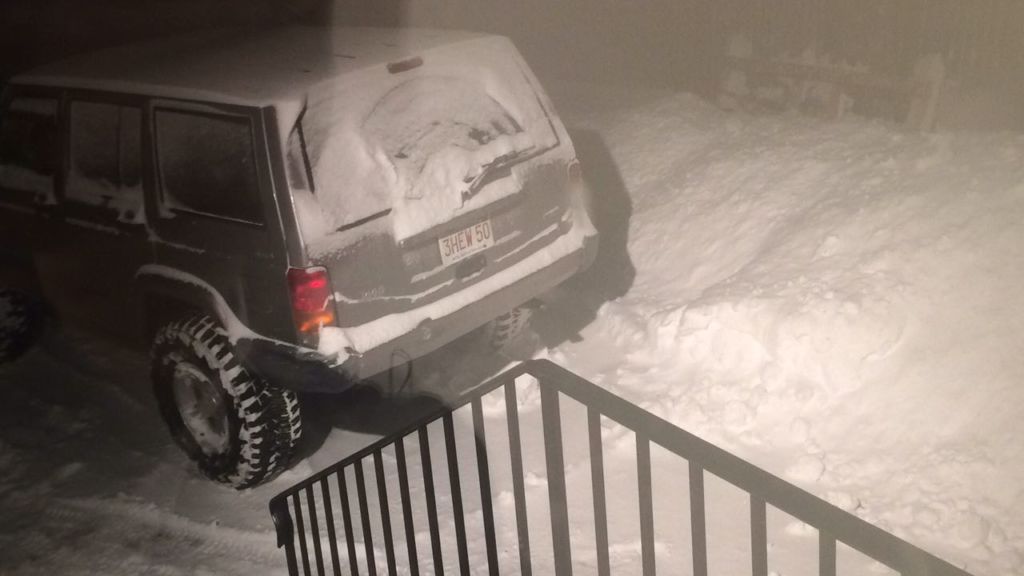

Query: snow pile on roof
547,83,1024,575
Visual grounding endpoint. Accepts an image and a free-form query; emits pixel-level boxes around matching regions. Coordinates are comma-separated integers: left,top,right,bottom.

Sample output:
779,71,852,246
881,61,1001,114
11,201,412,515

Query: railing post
820,530,837,576
751,496,768,576
394,438,420,576
637,434,656,576
472,398,500,576
419,427,445,576
541,383,573,576
269,497,299,576
443,414,471,576
689,462,708,576
588,408,611,576
506,380,533,576
373,450,398,576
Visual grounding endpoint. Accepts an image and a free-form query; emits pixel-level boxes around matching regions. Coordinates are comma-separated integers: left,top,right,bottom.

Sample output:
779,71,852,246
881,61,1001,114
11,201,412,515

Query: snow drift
547,82,1024,575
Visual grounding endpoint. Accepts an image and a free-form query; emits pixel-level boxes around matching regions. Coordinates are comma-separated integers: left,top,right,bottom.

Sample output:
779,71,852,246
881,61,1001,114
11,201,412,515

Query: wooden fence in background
724,0,1024,85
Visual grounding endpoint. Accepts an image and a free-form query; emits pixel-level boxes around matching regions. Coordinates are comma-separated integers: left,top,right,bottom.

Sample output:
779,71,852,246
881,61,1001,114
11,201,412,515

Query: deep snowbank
547,82,1024,575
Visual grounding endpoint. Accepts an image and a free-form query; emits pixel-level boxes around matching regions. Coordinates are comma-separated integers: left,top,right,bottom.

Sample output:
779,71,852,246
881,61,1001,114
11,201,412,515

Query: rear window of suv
154,108,263,225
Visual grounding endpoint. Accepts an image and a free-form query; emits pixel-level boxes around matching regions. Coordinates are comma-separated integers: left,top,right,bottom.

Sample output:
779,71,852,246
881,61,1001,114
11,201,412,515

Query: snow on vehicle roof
11,26,494,108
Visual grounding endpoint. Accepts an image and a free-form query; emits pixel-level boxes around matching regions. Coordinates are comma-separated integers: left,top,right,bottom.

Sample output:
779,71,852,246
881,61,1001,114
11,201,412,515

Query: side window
0,96,59,202
154,108,262,225
67,101,144,222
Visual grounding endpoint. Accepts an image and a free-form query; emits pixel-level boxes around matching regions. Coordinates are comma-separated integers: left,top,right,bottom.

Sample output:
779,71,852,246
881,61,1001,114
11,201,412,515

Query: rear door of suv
32,90,152,339
147,100,292,340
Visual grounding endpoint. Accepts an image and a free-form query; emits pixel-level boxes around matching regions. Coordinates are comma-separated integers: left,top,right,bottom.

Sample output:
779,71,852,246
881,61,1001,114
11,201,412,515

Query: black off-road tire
485,306,534,351
152,315,302,489
0,289,43,363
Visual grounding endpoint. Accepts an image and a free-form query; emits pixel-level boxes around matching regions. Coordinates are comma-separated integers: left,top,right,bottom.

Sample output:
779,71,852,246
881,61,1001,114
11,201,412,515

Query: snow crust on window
298,36,559,243
65,177,146,224
66,103,145,223
155,109,262,225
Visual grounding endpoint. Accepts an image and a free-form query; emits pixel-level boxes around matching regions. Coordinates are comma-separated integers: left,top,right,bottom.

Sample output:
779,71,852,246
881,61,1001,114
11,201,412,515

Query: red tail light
287,267,336,342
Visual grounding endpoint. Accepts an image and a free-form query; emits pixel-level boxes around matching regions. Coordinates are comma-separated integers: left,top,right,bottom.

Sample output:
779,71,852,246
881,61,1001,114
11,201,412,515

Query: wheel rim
171,362,231,456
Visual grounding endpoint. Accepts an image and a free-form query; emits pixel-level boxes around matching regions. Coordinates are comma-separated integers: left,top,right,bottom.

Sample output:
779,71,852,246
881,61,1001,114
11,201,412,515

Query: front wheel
152,316,302,489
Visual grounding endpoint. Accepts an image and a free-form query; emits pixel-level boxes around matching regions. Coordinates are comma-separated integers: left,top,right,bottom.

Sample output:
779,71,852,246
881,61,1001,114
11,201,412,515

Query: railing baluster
419,427,445,576
637,434,656,576
505,381,533,576
373,450,397,576
355,461,377,576
588,408,610,576
472,398,500,576
443,414,471,576
320,478,342,576
751,496,768,576
270,497,299,576
819,530,837,576
540,384,573,576
689,462,708,576
294,494,312,576
394,437,420,576
337,471,360,576
306,485,326,576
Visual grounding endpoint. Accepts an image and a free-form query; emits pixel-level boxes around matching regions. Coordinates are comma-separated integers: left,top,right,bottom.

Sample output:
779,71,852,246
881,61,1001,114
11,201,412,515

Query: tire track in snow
9,497,287,575
49,497,279,555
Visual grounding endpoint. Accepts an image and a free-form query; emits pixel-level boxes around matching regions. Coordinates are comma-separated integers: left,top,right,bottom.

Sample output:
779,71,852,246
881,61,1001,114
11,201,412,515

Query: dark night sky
2,1,1021,103
0,0,724,93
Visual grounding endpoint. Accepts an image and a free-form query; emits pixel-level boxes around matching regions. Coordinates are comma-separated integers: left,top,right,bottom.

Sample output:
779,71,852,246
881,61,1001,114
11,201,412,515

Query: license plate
438,219,494,266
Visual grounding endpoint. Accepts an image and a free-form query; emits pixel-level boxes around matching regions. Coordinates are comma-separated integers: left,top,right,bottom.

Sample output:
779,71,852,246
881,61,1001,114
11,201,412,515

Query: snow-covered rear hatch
295,35,559,243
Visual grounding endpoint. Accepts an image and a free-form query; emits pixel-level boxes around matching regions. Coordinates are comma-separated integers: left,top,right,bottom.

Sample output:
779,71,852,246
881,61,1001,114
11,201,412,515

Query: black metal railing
269,360,973,576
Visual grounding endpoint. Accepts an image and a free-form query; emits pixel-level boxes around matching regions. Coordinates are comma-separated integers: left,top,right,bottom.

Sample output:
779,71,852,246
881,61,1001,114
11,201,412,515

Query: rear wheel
0,289,43,363
152,315,302,489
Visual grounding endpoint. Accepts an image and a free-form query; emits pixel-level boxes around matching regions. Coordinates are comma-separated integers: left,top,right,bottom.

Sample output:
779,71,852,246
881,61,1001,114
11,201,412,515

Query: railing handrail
524,360,971,576
270,359,973,576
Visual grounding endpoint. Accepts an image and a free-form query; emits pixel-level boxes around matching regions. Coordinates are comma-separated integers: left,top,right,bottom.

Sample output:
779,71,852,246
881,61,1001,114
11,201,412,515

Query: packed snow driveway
2,81,1023,576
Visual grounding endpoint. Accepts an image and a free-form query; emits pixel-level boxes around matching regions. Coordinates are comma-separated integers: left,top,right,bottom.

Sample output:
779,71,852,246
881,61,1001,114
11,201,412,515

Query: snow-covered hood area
297,35,560,243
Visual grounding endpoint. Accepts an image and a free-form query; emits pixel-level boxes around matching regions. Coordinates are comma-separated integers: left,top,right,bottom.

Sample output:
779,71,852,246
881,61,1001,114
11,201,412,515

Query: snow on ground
2,80,1023,576
542,82,1024,575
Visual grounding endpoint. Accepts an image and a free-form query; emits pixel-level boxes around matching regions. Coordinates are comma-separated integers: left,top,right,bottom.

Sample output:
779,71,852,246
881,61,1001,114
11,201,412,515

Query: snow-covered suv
0,27,597,488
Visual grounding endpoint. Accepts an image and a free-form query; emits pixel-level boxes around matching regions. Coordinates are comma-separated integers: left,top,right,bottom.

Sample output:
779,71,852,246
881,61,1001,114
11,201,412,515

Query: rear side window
0,96,58,201
155,108,262,225
67,101,144,222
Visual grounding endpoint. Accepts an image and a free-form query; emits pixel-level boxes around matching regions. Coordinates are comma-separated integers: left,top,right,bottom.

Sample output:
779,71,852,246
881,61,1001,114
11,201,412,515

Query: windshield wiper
461,146,537,204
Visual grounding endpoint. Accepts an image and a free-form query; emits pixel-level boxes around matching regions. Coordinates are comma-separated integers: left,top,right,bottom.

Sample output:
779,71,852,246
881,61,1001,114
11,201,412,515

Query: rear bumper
346,232,597,380
240,232,596,392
